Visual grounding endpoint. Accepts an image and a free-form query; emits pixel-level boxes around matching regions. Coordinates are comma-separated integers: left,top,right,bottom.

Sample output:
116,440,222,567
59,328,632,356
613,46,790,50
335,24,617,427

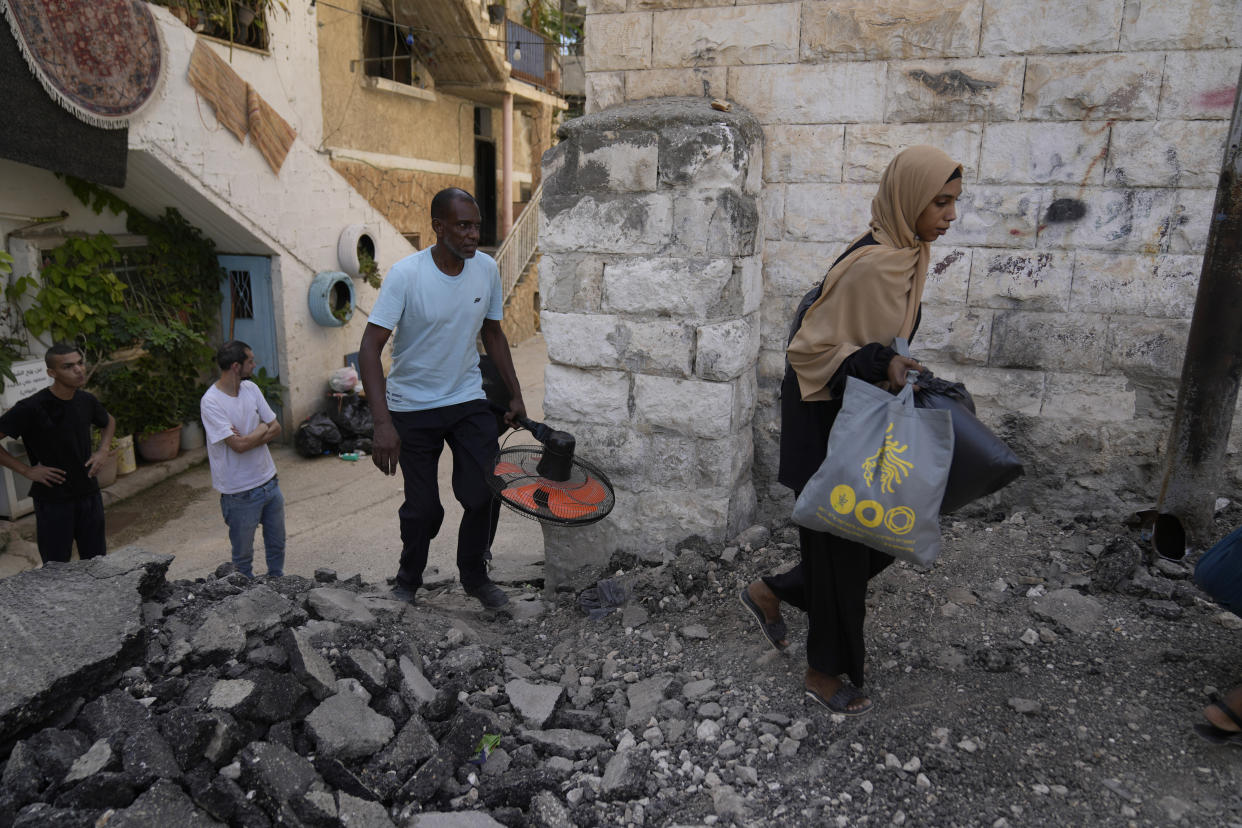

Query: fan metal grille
489,446,615,526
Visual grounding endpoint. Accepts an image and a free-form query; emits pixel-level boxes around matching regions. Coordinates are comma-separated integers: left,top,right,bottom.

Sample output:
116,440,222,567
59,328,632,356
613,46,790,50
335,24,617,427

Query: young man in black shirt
0,343,115,563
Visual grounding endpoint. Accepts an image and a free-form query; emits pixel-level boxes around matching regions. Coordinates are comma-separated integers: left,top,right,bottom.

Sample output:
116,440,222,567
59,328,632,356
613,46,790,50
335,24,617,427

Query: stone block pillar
538,97,764,587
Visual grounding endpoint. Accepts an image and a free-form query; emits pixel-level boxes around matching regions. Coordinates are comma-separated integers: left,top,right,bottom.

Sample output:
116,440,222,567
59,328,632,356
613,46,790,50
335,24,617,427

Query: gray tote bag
792,376,955,566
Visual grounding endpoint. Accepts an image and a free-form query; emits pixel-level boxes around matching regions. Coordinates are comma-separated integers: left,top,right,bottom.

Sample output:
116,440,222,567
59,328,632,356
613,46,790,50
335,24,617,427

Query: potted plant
94,360,185,463
357,247,382,290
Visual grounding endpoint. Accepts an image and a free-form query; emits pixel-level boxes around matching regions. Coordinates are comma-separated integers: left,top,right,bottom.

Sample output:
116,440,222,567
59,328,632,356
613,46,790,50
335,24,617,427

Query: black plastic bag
339,436,373,454
295,412,342,458
329,393,374,438
915,385,1023,513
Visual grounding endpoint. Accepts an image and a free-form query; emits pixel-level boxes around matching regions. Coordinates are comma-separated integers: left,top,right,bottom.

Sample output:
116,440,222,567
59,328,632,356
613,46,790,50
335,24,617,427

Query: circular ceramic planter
136,425,182,463
308,271,356,327
337,225,377,280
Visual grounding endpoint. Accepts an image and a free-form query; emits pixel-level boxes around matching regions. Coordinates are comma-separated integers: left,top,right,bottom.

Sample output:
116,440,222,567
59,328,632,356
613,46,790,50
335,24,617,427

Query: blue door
218,255,278,378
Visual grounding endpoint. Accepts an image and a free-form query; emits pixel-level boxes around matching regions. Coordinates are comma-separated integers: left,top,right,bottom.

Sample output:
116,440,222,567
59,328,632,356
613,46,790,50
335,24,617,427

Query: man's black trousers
391,399,498,592
33,492,106,564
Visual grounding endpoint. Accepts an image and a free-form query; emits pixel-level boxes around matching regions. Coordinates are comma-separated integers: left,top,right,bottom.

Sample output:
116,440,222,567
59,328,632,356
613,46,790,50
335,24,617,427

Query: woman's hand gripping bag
793,377,954,566
914,383,1024,513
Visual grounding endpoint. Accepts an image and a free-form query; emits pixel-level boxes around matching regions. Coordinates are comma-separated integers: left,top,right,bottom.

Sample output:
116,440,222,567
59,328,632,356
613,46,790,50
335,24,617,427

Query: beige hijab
787,145,962,401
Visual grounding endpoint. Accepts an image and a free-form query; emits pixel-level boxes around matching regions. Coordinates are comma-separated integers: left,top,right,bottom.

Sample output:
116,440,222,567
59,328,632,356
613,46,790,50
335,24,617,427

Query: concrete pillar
537,97,764,588
502,92,514,237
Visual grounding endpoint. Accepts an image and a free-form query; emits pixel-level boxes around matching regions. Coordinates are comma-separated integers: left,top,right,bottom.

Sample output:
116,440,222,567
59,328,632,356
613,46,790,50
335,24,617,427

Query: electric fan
488,413,615,527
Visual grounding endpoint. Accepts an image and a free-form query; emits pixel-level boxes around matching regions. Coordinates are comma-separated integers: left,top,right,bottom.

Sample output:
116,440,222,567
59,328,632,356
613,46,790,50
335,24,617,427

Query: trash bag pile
294,393,374,457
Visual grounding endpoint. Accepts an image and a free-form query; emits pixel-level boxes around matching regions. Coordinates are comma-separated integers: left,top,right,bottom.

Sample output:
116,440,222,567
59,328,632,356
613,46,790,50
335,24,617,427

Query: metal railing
506,19,561,92
495,181,542,302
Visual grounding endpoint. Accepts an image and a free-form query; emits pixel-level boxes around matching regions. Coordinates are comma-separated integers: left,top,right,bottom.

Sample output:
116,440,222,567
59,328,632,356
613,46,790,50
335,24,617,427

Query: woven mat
188,41,247,141
1,0,162,128
189,41,296,175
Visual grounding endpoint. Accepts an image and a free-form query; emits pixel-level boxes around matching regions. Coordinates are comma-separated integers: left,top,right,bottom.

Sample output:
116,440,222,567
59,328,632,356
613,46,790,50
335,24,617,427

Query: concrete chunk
505,679,564,729
1031,588,1104,635
238,741,320,814
189,613,245,663
518,728,609,760
304,693,395,761
88,779,218,827
306,588,377,624
0,549,170,745
283,627,337,700
338,791,397,828
398,655,438,708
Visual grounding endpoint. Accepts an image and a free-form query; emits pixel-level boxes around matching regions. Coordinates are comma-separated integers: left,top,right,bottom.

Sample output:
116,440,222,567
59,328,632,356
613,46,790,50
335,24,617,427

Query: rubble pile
4,504,1242,826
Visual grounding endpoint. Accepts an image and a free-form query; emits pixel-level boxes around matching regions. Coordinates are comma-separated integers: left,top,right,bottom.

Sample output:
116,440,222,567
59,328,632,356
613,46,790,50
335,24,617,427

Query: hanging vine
7,177,224,433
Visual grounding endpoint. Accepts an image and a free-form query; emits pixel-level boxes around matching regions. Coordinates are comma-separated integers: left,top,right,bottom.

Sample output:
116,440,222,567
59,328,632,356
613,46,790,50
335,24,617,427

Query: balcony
506,19,560,94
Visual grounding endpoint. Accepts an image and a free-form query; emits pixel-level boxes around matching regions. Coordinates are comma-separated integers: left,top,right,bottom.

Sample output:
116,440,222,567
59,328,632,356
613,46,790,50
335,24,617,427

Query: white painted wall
0,4,416,427
121,5,414,426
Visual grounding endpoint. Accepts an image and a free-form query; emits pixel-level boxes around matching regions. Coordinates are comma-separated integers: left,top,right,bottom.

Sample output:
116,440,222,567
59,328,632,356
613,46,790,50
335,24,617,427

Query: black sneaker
466,582,509,609
390,582,418,604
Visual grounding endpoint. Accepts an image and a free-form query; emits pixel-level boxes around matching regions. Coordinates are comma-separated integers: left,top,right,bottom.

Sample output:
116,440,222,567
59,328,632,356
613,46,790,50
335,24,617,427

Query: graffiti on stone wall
907,69,998,97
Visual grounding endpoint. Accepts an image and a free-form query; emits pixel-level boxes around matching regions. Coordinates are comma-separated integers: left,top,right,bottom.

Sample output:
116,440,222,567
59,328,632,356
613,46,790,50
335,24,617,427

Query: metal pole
1153,65,1242,555
502,91,514,238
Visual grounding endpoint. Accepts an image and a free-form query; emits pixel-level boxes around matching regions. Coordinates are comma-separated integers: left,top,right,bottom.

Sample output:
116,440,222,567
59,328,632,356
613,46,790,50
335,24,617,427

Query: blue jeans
220,476,285,578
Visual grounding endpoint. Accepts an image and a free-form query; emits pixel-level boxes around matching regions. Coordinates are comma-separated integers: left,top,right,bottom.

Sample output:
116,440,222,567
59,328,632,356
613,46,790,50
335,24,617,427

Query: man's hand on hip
85,449,110,478
372,421,400,475
26,464,65,486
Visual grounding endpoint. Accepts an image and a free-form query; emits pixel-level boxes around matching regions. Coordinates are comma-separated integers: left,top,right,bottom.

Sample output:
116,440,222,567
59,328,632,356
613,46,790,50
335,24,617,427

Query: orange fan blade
566,476,608,505
544,487,598,519
501,483,540,510
494,461,525,477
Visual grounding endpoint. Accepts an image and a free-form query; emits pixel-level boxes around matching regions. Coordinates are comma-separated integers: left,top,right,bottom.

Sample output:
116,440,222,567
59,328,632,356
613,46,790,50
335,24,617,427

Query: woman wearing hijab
740,145,964,715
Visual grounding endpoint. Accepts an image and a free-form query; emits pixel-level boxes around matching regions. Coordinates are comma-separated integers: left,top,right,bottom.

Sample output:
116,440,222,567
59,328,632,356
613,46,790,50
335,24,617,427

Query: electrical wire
314,0,525,47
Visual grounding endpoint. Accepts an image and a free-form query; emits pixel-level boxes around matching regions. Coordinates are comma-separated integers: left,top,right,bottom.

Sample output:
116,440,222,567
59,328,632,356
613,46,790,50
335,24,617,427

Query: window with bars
228,270,254,320
363,13,415,86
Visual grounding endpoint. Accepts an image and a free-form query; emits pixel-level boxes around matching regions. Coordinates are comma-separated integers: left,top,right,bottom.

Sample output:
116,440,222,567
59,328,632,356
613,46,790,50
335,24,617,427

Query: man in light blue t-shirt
359,188,526,610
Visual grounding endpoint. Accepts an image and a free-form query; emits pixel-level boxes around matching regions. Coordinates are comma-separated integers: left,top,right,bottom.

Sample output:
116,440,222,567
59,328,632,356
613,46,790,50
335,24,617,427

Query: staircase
495,181,542,303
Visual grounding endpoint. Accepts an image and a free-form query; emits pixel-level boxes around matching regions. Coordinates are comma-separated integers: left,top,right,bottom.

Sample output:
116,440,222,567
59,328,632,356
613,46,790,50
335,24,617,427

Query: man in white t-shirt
200,340,285,578
359,188,525,609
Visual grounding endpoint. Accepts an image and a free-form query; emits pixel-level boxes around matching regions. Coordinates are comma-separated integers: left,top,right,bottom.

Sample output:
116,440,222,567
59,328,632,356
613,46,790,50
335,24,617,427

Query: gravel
5,499,1242,825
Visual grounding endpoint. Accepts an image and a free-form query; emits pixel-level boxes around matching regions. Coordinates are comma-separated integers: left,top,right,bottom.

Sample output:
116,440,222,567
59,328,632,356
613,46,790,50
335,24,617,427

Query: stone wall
583,0,1242,514
539,98,763,578
330,161,474,248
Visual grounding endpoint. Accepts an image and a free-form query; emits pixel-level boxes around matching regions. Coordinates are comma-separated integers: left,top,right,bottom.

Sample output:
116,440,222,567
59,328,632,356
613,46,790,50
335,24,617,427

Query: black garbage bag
578,578,631,620
339,437,373,454
295,412,342,458
915,381,1023,514
329,393,374,438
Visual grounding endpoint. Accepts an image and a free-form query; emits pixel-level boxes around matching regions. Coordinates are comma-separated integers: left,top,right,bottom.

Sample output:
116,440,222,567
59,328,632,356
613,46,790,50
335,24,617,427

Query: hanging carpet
0,0,163,128
0,23,127,185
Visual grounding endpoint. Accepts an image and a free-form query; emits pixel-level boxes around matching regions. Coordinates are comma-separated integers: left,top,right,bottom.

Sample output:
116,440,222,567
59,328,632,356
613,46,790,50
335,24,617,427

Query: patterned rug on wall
0,0,163,128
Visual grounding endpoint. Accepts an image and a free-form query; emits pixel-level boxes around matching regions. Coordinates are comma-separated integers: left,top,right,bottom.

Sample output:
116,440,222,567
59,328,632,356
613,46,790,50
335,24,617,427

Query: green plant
0,252,22,389
250,366,285,411
21,178,223,434
8,235,130,377
521,0,582,48
146,0,288,48
357,248,382,290
93,357,196,436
